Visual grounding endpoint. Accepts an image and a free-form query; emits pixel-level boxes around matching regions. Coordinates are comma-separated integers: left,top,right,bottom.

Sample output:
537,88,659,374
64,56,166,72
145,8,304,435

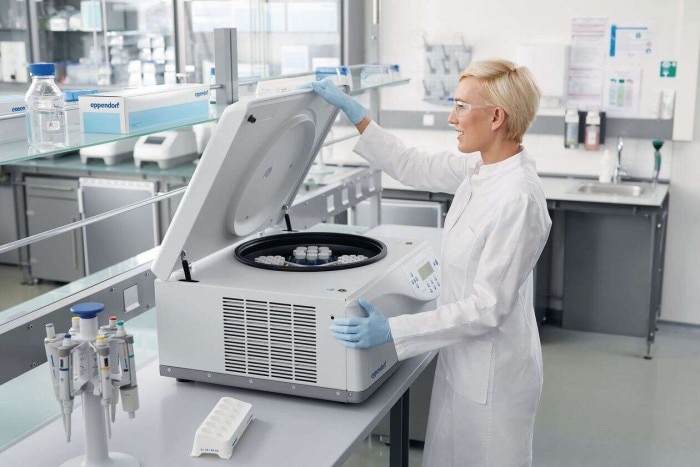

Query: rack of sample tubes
254,245,368,267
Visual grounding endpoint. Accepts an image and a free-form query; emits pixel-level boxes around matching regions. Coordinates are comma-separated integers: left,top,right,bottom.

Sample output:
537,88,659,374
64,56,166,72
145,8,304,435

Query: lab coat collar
444,147,531,235
473,147,528,180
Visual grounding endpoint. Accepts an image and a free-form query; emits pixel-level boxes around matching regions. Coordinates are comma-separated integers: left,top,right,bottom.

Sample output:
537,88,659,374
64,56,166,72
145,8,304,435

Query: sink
575,182,651,197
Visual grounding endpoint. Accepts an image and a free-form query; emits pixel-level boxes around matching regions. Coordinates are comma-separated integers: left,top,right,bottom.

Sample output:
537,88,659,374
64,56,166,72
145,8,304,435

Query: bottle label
586,127,598,146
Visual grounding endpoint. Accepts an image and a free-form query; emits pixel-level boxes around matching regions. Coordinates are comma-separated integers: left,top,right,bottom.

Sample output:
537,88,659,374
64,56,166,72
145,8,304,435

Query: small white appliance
133,127,198,169
152,89,441,403
79,137,138,166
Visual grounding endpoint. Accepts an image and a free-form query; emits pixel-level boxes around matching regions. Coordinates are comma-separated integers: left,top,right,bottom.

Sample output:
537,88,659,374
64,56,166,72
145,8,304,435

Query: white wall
359,0,700,324
376,0,697,139
661,50,700,324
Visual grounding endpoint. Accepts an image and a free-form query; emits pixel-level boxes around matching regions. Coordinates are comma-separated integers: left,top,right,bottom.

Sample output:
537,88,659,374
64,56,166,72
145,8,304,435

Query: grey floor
344,323,700,467
0,264,58,311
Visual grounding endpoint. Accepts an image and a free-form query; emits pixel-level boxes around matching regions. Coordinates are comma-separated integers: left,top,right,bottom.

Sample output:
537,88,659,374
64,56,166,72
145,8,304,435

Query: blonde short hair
459,59,540,142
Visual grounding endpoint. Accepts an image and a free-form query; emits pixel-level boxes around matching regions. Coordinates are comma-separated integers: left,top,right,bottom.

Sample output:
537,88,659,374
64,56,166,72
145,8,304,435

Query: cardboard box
79,84,210,134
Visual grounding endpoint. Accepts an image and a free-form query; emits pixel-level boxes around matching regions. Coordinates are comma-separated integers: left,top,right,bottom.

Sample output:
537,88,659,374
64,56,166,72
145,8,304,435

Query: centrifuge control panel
402,257,440,299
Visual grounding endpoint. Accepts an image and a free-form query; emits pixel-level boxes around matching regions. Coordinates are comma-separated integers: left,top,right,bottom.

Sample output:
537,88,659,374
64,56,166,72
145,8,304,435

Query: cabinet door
562,210,653,337
25,177,85,282
79,178,158,274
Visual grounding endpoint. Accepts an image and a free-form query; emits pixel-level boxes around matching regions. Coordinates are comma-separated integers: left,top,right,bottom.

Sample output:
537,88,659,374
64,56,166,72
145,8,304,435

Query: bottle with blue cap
25,62,67,148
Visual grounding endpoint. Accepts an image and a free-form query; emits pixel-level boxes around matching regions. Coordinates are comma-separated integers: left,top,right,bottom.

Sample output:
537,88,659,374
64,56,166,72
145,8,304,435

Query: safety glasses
452,100,494,116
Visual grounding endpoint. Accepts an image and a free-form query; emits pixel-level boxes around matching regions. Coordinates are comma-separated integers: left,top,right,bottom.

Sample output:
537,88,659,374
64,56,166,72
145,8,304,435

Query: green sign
660,61,677,78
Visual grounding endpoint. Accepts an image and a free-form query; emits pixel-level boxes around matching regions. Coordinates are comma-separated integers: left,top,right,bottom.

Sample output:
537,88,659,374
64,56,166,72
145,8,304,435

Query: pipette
95,335,113,438
58,333,78,441
43,324,62,399
68,316,80,336
114,321,139,418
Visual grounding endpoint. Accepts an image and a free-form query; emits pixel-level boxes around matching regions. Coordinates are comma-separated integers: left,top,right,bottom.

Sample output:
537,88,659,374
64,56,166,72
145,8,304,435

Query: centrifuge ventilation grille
222,297,317,383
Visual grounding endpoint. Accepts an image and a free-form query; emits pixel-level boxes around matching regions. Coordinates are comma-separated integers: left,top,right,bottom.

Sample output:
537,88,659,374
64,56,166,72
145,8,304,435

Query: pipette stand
60,390,139,467
52,303,140,467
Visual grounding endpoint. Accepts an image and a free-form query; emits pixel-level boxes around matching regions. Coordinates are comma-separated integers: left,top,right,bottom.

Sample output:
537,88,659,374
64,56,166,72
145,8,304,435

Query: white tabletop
0,349,436,467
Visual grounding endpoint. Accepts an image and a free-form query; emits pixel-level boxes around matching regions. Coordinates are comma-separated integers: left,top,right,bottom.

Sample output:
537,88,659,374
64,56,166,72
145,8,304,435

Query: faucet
612,136,627,183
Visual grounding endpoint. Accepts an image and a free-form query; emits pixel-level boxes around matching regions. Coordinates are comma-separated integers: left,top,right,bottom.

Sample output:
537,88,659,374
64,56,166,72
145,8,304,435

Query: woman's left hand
330,299,393,348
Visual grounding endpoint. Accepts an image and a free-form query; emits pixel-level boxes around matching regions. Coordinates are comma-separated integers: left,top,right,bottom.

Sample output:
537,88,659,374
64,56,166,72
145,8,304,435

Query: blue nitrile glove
311,78,367,125
330,298,392,348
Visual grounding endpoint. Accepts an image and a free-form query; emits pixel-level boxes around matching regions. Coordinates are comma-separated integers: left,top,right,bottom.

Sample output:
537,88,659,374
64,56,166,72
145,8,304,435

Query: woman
314,59,551,466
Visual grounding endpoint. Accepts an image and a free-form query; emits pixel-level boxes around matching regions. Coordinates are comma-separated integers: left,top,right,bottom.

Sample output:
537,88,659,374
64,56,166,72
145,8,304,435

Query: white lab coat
354,122,552,467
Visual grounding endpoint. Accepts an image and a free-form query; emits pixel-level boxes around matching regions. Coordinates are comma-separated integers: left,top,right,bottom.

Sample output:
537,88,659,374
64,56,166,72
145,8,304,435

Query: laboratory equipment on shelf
152,88,441,403
133,127,198,169
43,302,140,467
79,138,139,165
25,63,67,149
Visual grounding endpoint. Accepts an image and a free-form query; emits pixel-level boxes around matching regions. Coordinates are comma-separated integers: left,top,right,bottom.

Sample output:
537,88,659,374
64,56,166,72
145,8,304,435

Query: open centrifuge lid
152,89,340,280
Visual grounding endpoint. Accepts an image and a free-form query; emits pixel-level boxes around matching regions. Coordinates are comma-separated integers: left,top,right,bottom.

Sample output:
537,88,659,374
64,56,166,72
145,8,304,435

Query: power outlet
422,114,435,127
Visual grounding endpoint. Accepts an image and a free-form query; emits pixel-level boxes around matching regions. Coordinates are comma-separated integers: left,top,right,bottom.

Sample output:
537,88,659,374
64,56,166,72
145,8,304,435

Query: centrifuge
152,88,441,403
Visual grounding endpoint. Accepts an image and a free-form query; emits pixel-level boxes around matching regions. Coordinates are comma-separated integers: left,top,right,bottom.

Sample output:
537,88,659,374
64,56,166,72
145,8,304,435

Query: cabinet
8,160,192,283
25,176,85,281
561,201,668,347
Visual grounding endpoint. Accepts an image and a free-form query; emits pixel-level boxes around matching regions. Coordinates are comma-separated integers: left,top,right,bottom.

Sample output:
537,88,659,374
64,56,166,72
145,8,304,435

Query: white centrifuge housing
152,89,441,403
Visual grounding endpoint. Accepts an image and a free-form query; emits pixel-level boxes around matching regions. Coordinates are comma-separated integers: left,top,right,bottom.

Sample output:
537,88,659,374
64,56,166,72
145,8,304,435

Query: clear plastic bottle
25,63,67,148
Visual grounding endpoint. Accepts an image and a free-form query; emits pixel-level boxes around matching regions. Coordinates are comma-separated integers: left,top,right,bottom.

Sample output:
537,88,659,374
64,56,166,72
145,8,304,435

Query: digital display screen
418,262,434,280
144,136,166,145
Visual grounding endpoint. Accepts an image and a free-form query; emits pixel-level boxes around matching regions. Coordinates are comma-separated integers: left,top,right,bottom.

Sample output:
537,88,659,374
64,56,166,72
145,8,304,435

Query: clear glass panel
34,0,175,86
0,188,184,322
181,0,341,83
0,0,30,83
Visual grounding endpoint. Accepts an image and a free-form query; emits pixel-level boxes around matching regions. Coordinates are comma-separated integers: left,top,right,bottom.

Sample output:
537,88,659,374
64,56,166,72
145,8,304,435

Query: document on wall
609,25,654,60
603,67,642,117
567,17,607,109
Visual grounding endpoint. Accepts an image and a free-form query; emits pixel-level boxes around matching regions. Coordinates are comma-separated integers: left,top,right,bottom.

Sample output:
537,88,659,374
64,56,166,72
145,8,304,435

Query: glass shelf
349,78,410,95
0,106,221,166
9,152,197,178
0,74,409,166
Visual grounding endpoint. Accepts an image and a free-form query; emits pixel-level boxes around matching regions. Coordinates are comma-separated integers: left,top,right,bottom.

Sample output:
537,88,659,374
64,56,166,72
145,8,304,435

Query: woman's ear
491,107,507,132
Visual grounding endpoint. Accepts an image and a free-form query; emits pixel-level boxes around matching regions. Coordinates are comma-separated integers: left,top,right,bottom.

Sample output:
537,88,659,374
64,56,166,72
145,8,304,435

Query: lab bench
0,306,436,467
541,179,670,360
380,174,670,357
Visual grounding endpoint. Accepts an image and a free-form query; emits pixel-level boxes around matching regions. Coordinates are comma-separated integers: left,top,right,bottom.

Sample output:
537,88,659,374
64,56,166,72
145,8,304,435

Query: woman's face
448,78,495,154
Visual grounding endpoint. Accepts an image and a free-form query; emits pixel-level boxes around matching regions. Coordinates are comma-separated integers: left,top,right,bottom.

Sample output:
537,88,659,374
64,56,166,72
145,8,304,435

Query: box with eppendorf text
78,84,210,134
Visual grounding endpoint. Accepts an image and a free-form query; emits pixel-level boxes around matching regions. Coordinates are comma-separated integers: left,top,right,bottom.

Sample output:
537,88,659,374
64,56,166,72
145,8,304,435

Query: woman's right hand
311,78,367,125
